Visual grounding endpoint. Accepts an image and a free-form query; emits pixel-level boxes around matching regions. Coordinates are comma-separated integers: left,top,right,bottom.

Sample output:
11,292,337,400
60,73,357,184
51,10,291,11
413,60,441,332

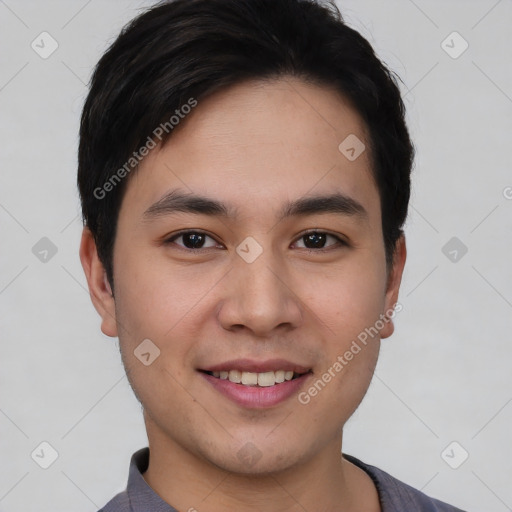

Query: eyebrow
142,188,368,223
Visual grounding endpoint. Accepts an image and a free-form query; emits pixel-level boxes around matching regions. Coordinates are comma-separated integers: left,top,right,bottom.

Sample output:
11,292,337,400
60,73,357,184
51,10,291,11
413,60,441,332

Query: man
78,0,467,510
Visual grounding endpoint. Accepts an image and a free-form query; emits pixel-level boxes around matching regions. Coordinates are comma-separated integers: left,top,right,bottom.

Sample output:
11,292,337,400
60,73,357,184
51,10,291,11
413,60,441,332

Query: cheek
111,249,229,410
113,246,219,340
112,261,203,422
302,256,387,338
296,273,382,425
295,259,384,405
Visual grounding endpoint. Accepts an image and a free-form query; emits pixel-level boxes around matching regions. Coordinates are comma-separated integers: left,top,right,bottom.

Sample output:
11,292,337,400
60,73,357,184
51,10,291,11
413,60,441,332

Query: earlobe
380,234,407,340
79,227,118,337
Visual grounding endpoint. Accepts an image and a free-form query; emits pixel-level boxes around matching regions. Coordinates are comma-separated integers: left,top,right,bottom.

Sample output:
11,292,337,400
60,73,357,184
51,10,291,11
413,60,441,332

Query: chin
201,439,306,476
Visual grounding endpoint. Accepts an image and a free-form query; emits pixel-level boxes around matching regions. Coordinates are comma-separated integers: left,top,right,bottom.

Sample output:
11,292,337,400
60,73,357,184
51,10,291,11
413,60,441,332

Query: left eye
165,231,220,250
293,231,345,250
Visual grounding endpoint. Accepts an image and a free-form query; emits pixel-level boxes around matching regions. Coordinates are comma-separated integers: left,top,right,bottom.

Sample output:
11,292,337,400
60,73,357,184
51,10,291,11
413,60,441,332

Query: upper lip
200,358,312,374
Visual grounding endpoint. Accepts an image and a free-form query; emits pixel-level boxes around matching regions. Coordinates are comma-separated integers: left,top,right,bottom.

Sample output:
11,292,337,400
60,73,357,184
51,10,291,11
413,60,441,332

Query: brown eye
165,231,220,250
294,231,346,250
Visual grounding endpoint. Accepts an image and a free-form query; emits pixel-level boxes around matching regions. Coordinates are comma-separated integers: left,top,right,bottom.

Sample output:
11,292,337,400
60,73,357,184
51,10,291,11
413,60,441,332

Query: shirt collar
126,447,178,512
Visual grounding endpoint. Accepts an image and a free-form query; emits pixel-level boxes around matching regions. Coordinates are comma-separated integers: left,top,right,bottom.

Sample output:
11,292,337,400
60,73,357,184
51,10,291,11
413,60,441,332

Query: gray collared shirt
98,447,467,511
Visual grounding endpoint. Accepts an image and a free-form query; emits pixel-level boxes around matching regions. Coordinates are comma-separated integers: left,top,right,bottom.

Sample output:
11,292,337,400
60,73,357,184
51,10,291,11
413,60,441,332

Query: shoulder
96,489,131,512
344,454,467,512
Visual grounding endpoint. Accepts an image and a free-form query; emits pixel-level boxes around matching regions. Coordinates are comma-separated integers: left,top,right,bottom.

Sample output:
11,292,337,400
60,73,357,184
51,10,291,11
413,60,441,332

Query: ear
79,227,118,337
380,233,407,339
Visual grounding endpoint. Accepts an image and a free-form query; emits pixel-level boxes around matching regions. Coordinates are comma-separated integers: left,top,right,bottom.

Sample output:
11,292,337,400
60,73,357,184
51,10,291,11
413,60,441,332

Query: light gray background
1,1,511,511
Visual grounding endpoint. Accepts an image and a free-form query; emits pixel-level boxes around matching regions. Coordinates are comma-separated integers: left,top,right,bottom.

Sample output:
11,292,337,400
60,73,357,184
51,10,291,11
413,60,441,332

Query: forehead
119,77,380,224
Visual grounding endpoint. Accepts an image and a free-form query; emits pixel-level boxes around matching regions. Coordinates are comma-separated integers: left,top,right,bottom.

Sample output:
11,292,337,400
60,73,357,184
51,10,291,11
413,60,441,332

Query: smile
198,359,313,408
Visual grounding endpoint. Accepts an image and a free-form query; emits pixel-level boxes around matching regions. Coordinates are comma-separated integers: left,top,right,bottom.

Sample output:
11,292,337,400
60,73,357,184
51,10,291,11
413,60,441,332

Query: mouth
197,359,313,408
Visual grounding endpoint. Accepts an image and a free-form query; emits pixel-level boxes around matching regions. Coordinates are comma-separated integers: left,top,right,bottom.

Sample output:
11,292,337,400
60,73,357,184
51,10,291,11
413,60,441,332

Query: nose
217,248,303,338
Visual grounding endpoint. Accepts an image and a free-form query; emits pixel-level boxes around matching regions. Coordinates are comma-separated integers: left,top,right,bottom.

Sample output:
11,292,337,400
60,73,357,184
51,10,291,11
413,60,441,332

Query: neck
142,420,380,512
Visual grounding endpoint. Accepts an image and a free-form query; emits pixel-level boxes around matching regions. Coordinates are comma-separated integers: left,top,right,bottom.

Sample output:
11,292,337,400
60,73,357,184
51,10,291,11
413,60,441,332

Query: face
81,77,406,475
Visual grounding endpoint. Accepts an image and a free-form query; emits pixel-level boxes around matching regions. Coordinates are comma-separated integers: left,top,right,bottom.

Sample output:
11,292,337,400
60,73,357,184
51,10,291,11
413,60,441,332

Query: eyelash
163,229,348,253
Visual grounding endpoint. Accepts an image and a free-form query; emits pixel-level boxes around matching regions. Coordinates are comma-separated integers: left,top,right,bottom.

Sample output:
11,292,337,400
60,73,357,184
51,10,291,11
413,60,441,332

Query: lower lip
200,372,312,409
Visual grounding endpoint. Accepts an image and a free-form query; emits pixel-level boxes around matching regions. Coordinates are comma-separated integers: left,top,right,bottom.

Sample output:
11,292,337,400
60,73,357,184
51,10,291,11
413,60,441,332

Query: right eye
163,230,223,251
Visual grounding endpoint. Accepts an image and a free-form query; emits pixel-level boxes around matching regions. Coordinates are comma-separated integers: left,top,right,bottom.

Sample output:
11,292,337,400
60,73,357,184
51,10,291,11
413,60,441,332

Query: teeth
228,370,241,383
275,370,285,383
257,371,276,387
241,372,258,385
209,369,303,386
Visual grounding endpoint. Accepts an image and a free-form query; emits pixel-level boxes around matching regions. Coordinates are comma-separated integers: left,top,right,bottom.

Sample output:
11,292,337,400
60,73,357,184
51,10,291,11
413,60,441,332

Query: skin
80,77,406,512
